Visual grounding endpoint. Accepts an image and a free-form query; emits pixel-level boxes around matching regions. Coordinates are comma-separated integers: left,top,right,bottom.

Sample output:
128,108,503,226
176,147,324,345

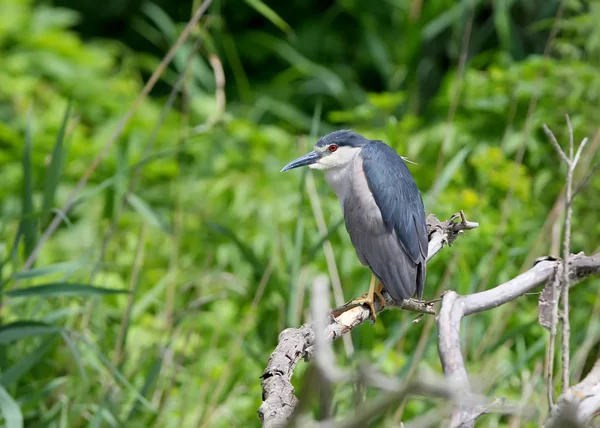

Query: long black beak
281,150,321,172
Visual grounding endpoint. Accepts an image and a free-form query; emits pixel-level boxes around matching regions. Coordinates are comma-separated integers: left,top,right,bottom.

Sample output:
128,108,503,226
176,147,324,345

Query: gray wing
347,141,428,301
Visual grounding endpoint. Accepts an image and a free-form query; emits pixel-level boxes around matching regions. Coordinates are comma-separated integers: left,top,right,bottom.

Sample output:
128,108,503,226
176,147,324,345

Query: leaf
20,106,37,261
243,0,292,34
0,385,23,428
74,333,154,411
253,34,344,96
60,331,86,380
132,273,171,319
42,99,72,225
0,321,62,345
127,350,164,420
88,396,119,428
0,337,57,386
11,260,88,280
17,378,68,408
5,283,129,298
422,3,461,41
142,2,176,42
127,193,171,233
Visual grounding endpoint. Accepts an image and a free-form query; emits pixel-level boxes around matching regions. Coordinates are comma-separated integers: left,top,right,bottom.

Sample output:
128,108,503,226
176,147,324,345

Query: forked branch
438,252,600,427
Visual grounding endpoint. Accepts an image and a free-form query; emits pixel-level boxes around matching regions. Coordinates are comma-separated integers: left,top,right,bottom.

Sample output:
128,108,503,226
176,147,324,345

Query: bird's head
281,130,368,172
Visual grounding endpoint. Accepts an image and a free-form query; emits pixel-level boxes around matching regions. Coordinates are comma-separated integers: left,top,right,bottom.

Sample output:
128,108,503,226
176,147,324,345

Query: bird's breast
325,156,386,233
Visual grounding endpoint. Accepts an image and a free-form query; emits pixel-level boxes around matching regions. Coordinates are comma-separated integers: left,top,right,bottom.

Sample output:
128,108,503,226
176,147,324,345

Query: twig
543,125,570,165
544,266,559,408
113,225,147,366
561,117,574,393
542,118,589,397
572,163,599,199
193,53,226,133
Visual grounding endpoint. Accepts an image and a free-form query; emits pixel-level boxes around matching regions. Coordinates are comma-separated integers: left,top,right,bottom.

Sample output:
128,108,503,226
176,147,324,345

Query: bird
281,130,428,321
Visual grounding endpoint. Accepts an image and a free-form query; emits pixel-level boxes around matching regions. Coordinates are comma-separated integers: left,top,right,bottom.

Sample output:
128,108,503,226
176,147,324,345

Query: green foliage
0,0,599,426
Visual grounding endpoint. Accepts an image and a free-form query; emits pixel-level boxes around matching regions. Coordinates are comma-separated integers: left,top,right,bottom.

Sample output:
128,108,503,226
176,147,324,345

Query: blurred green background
0,0,599,426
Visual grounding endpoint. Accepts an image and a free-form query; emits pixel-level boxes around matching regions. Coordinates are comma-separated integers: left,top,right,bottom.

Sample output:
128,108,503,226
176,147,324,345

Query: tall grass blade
5,283,129,298
42,99,72,226
243,0,292,34
306,218,344,261
17,378,68,408
0,385,23,428
0,337,57,386
11,260,89,280
127,193,171,233
20,106,37,262
60,331,86,380
127,350,164,420
74,333,154,411
0,321,62,344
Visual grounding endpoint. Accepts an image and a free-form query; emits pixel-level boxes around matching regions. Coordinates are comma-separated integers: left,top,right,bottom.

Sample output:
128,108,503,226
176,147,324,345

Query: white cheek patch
315,146,361,169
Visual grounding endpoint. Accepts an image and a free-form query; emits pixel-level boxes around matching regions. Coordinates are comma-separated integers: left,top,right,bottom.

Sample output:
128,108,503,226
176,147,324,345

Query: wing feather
356,141,428,300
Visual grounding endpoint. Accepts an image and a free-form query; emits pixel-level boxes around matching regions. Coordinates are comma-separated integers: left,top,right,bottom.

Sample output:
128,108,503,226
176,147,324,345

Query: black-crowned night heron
281,130,427,321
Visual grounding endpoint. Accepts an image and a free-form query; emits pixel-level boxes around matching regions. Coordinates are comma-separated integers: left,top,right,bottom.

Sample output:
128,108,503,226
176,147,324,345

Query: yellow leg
348,274,386,322
374,281,386,308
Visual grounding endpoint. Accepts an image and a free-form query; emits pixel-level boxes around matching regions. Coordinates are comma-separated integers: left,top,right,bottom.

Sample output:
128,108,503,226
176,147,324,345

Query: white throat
315,146,362,202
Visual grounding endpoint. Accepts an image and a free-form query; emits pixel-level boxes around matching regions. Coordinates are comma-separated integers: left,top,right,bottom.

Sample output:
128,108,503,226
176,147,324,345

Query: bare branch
258,213,477,427
311,275,347,383
561,130,574,394
538,266,558,409
426,212,479,262
193,53,226,133
542,120,589,398
543,124,570,166
545,359,600,427
566,114,574,161
438,253,600,427
259,209,600,428
572,137,588,169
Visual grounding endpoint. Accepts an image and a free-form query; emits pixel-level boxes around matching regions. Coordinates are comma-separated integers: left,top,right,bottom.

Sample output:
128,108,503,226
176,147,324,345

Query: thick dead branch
545,359,600,427
438,252,600,427
258,213,477,427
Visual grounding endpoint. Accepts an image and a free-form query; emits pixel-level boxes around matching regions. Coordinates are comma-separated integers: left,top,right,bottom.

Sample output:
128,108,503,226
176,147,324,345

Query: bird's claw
331,277,386,323
354,283,386,322
346,295,378,322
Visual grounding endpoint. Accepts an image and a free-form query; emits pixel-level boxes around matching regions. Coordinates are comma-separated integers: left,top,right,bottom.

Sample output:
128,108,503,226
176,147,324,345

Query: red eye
328,144,338,153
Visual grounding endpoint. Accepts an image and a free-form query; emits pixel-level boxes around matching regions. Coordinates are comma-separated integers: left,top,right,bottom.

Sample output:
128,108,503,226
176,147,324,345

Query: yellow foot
374,282,386,309
352,281,386,321
345,275,386,322
349,294,378,322
330,276,387,322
